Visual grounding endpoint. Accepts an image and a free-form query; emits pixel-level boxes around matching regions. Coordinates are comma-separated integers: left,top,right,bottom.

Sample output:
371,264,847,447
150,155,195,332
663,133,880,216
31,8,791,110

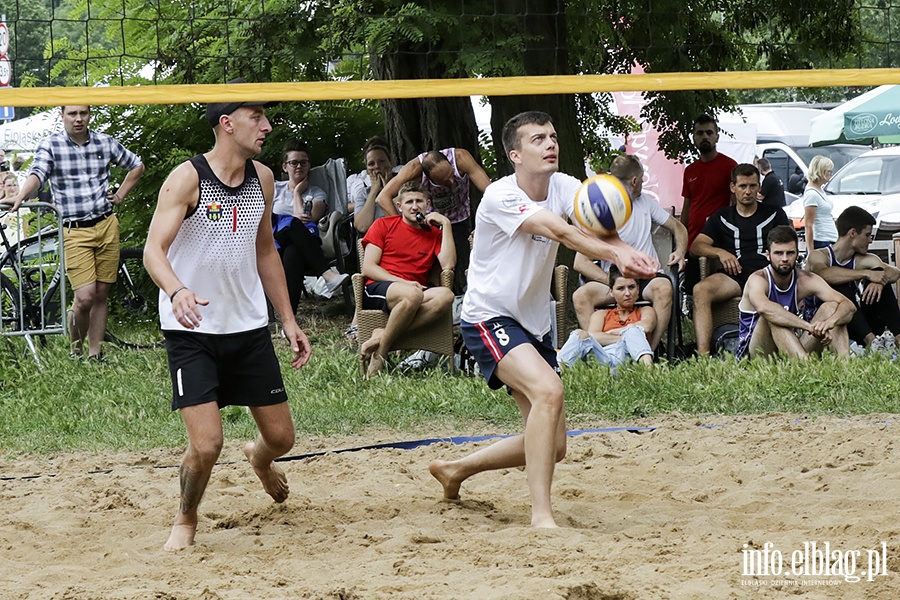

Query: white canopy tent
0,108,61,153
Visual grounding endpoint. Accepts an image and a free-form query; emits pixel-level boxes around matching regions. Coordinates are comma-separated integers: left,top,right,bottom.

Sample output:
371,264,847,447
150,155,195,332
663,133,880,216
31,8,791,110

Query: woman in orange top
559,267,656,368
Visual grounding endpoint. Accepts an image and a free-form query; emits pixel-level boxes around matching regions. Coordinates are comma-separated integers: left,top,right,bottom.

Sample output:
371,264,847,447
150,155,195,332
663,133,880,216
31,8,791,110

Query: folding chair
352,240,455,374
698,255,741,330
309,158,355,309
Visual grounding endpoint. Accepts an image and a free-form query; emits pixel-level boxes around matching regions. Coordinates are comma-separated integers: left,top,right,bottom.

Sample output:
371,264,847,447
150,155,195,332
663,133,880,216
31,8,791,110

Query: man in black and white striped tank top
806,206,900,350
144,82,311,552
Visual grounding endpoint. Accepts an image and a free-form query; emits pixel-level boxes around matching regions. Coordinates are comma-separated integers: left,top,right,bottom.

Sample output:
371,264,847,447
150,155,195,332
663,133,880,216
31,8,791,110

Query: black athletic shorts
164,327,288,411
363,281,393,312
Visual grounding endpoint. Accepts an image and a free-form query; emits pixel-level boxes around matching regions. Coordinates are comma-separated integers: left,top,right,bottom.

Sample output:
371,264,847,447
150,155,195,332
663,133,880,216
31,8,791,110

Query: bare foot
243,442,289,503
360,329,384,358
531,514,560,529
366,353,385,378
164,521,196,551
428,459,463,500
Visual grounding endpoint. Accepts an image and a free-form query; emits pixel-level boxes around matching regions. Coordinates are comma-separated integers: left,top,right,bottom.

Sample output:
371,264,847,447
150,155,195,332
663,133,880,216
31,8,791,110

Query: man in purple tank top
735,225,854,359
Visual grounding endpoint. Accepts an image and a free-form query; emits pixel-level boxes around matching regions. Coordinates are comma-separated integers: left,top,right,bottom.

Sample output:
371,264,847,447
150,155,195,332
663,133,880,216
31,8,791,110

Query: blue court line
273,425,656,463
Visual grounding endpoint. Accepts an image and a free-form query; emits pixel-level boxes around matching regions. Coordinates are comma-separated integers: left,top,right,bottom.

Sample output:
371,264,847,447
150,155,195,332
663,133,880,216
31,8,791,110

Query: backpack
712,323,740,356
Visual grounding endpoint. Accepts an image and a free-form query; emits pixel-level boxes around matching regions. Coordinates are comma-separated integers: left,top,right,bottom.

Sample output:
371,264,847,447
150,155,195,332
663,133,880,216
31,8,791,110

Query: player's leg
643,277,673,350
572,281,611,329
801,301,850,357
693,274,741,354
246,402,295,503
165,402,224,551
749,315,807,359
430,340,566,528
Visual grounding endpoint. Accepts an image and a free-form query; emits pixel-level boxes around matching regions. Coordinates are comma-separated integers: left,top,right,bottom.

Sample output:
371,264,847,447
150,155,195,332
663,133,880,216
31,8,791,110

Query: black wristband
169,286,187,302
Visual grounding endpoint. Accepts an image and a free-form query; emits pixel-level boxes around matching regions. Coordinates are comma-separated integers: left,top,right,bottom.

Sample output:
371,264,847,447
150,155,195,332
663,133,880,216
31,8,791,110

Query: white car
784,147,900,240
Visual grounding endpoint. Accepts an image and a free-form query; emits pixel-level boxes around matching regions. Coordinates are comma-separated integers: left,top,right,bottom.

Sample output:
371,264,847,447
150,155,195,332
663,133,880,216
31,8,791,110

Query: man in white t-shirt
572,154,688,351
428,111,658,528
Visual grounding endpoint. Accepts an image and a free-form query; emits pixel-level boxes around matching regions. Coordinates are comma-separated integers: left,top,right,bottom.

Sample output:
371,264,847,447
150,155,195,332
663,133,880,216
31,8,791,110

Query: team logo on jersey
206,200,222,221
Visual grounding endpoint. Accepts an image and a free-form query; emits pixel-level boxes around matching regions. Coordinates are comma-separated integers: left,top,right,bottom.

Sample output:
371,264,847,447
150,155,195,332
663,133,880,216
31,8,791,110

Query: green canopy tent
809,85,900,147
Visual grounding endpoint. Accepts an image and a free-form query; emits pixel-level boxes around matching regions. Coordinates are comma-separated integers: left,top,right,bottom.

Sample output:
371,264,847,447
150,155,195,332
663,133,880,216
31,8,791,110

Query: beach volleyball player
429,111,657,528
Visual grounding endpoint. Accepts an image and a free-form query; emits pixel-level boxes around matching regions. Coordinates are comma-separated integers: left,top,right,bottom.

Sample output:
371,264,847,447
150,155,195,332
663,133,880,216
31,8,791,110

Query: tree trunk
488,0,583,180
371,47,480,166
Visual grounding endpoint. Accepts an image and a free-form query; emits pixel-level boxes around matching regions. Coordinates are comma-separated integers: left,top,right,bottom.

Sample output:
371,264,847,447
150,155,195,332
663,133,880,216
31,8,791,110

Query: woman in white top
803,155,838,250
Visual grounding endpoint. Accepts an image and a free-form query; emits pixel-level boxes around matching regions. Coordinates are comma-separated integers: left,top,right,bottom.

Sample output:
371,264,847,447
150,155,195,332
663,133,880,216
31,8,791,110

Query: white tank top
158,155,268,334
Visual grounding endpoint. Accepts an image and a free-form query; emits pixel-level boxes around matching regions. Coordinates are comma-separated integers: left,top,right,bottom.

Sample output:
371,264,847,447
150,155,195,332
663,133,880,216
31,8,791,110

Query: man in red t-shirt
681,114,737,294
360,181,456,377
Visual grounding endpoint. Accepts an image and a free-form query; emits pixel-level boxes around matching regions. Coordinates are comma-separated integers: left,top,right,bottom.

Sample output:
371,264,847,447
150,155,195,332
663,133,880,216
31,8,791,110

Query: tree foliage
4,0,878,239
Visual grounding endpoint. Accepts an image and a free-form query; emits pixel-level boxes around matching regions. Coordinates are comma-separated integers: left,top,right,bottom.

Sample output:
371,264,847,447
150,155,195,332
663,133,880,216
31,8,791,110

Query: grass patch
1,303,899,456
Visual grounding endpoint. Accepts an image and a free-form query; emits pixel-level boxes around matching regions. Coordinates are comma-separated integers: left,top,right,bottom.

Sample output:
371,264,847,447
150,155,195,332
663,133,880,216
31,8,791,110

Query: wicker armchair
698,255,741,330
352,239,455,374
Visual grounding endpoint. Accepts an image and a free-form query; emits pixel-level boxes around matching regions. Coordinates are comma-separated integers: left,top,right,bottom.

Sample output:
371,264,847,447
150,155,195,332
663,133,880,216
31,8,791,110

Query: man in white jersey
428,111,658,528
144,82,311,551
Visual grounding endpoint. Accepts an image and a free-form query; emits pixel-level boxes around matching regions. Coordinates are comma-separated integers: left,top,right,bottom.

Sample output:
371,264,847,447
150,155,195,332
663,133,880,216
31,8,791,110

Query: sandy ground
1,413,899,599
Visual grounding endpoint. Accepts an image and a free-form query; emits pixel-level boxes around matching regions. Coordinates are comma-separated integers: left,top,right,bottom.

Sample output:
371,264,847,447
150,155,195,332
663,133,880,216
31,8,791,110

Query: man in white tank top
428,111,658,528
144,81,311,551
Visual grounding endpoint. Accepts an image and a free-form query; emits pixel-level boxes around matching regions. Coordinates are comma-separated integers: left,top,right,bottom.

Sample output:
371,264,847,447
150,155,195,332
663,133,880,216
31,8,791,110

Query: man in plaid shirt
4,105,144,359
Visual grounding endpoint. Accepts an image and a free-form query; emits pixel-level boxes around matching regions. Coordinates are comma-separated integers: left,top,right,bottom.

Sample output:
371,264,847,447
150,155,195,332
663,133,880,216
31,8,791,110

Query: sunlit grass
1,303,898,456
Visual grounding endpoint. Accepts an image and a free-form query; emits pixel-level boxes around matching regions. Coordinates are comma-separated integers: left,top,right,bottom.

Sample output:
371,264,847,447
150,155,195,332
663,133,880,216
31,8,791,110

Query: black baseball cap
205,77,277,127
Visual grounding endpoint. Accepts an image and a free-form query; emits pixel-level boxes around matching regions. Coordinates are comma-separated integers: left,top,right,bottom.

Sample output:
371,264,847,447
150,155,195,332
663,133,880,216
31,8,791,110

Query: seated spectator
359,181,456,377
736,225,854,359
374,147,491,291
352,138,399,234
572,154,687,351
272,139,348,312
805,206,900,351
690,163,790,355
559,267,655,369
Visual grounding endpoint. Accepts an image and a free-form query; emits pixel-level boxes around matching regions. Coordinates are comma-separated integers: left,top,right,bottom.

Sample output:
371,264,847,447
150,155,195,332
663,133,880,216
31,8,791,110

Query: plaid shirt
29,129,142,222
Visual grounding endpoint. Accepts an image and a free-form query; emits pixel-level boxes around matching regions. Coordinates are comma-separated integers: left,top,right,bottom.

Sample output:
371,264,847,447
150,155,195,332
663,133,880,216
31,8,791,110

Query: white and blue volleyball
573,174,633,235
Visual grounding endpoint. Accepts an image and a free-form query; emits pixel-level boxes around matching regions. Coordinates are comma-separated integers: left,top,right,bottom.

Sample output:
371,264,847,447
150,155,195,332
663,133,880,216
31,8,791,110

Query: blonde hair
807,155,834,183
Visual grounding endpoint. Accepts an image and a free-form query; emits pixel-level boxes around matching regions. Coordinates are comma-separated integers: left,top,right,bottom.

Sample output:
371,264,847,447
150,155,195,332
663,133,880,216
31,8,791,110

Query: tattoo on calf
179,465,204,515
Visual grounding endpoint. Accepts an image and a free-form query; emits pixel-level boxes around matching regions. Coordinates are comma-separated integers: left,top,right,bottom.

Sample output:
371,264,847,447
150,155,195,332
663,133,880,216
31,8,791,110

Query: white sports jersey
462,172,579,338
598,193,670,272
159,155,268,334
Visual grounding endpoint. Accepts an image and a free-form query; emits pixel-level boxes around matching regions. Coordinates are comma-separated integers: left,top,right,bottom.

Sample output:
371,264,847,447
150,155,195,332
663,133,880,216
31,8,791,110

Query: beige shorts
63,214,120,290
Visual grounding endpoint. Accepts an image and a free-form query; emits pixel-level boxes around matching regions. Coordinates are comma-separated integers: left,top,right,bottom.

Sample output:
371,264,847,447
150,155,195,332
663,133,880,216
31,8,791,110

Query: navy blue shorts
164,327,288,411
461,317,560,390
363,281,393,312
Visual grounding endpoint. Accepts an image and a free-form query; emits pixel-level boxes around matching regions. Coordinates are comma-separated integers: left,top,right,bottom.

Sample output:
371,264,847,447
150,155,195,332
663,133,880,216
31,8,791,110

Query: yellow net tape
2,68,899,106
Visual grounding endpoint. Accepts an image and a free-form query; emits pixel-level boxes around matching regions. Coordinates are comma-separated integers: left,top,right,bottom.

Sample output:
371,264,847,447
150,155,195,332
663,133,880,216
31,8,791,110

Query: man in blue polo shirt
3,105,144,359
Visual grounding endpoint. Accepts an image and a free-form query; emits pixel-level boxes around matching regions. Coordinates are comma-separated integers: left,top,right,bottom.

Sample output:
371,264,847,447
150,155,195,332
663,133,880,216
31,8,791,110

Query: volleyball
573,174,633,234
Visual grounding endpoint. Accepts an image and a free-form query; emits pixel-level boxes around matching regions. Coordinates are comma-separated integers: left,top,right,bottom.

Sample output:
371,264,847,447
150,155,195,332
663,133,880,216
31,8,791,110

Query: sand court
1,413,898,599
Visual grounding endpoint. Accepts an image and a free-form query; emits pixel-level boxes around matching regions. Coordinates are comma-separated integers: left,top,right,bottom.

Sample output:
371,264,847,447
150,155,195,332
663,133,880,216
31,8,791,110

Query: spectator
559,266,655,368
756,157,786,208
374,147,491,291
351,137,399,233
3,105,144,360
681,114,737,295
572,154,687,351
805,206,900,351
736,225,853,359
689,163,790,355
803,155,838,250
359,181,456,378
272,139,348,310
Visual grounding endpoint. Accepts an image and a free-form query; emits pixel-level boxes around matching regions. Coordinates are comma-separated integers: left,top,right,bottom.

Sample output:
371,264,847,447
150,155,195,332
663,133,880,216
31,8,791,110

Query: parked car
756,141,869,203
785,147,900,240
